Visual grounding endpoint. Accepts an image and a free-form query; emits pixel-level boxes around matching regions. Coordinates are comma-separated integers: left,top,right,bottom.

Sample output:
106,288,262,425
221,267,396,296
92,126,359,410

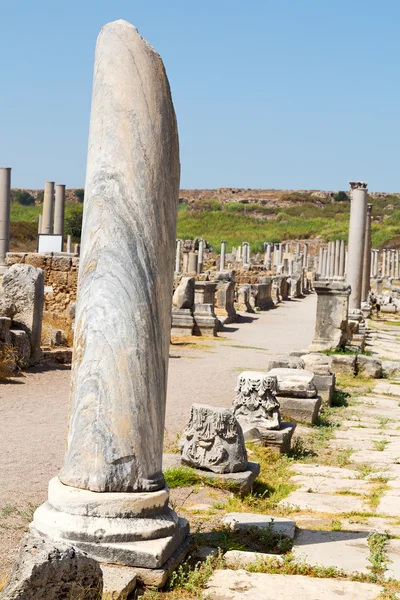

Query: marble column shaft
361,203,372,303
347,183,368,311
54,184,66,237
59,20,180,492
220,240,226,271
197,239,204,274
339,240,346,277
0,167,11,268
42,181,55,234
334,239,340,277
175,240,181,273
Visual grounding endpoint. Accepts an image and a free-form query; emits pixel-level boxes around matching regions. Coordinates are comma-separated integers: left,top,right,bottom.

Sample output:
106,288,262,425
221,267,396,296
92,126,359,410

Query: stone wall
6,252,78,317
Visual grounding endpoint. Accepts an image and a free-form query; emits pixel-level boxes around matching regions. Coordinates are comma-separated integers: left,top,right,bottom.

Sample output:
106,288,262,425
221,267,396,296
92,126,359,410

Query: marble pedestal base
171,308,194,336
31,478,189,570
278,395,322,425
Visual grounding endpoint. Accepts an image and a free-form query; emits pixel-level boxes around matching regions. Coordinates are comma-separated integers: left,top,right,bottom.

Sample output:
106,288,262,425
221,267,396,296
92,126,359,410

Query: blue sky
0,0,399,191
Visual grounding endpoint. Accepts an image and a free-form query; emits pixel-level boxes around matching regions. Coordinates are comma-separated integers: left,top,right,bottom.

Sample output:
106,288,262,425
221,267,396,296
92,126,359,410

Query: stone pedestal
193,303,218,336
215,280,237,324
309,281,351,352
30,19,188,577
171,308,194,336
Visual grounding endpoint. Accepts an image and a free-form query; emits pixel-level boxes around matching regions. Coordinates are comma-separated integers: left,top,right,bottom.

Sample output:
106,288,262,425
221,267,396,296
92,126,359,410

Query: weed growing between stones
164,467,202,489
0,344,18,380
368,532,390,576
372,439,390,452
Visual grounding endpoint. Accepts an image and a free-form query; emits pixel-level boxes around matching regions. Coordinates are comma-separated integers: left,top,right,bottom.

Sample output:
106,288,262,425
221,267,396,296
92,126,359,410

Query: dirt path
0,295,316,579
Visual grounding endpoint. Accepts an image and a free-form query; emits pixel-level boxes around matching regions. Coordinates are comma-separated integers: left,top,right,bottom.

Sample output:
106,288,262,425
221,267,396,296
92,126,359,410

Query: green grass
164,466,202,488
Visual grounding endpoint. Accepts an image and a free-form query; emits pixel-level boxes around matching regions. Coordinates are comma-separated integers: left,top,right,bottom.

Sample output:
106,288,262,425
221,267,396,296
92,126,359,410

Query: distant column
42,181,55,234
386,250,391,277
220,240,226,271
339,240,346,277
318,247,323,275
38,214,42,235
175,239,181,273
53,184,66,237
264,243,272,269
182,252,189,273
236,245,242,261
188,251,198,273
373,250,378,278
66,235,72,253
361,203,372,303
334,239,340,277
328,241,335,277
382,249,386,277
285,242,290,254
303,243,308,269
347,181,368,313
197,239,204,274
322,248,328,277
396,250,400,279
0,167,11,270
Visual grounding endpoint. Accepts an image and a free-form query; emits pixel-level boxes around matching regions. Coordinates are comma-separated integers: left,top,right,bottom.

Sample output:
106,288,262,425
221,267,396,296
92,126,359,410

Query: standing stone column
361,203,372,303
0,167,11,271
326,242,332,277
373,250,378,278
396,250,400,279
38,214,42,235
53,184,66,237
334,239,340,277
264,243,271,269
66,235,72,253
318,247,323,276
220,240,226,271
32,20,188,571
339,240,346,277
236,245,241,261
175,239,181,273
197,239,204,274
41,181,55,234
347,182,368,315
382,249,386,277
387,250,391,277
322,248,328,277
303,243,308,270
188,251,198,273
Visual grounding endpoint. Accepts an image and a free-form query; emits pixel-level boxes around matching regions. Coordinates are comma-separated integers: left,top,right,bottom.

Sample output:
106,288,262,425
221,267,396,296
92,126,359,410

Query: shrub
74,188,85,203
36,190,44,203
65,204,83,239
13,190,35,206
333,191,349,202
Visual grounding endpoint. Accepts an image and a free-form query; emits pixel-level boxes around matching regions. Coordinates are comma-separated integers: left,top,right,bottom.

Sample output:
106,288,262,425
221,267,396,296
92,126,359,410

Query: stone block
312,373,335,405
10,329,31,368
24,253,47,270
330,354,356,376
205,571,383,600
50,271,69,287
5,252,27,265
133,535,191,587
265,356,305,371
173,277,195,309
215,280,237,323
171,308,194,336
357,355,382,378
51,256,72,272
266,368,317,398
278,396,322,425
1,531,103,600
193,304,218,336
382,360,400,377
163,454,260,495
301,352,332,375
221,513,296,539
100,565,136,599
243,422,296,454
1,264,44,365
179,404,248,474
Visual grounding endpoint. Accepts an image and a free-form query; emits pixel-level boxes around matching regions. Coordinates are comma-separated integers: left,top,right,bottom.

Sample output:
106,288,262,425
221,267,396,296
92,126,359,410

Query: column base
31,477,190,570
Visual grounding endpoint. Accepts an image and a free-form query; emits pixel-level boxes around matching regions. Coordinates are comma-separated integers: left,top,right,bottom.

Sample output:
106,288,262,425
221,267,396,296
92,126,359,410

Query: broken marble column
382,249,386,277
318,247,323,276
41,181,55,234
361,203,372,303
0,167,11,272
303,243,308,270
188,251,198,273
66,235,72,253
264,243,272,269
179,404,248,474
175,239,181,273
309,280,351,352
236,245,241,261
220,240,226,271
54,184,66,237
197,239,204,273
233,372,296,453
347,181,368,317
0,264,44,364
31,19,188,573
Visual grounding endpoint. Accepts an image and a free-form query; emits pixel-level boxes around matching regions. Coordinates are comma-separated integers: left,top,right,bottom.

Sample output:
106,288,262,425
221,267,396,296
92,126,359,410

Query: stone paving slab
278,491,366,514
205,570,383,599
350,450,395,465
293,529,370,574
224,550,283,568
374,382,400,396
289,464,358,479
290,475,372,495
378,494,400,517
385,539,400,580
221,513,296,539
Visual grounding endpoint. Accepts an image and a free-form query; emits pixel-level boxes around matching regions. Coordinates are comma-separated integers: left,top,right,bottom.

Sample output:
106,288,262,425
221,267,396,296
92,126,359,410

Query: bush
13,190,35,206
36,190,44,203
65,204,83,239
333,191,349,202
74,188,85,203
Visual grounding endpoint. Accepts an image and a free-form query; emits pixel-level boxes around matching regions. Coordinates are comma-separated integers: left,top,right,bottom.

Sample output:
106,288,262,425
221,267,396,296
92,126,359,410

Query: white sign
38,234,63,253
